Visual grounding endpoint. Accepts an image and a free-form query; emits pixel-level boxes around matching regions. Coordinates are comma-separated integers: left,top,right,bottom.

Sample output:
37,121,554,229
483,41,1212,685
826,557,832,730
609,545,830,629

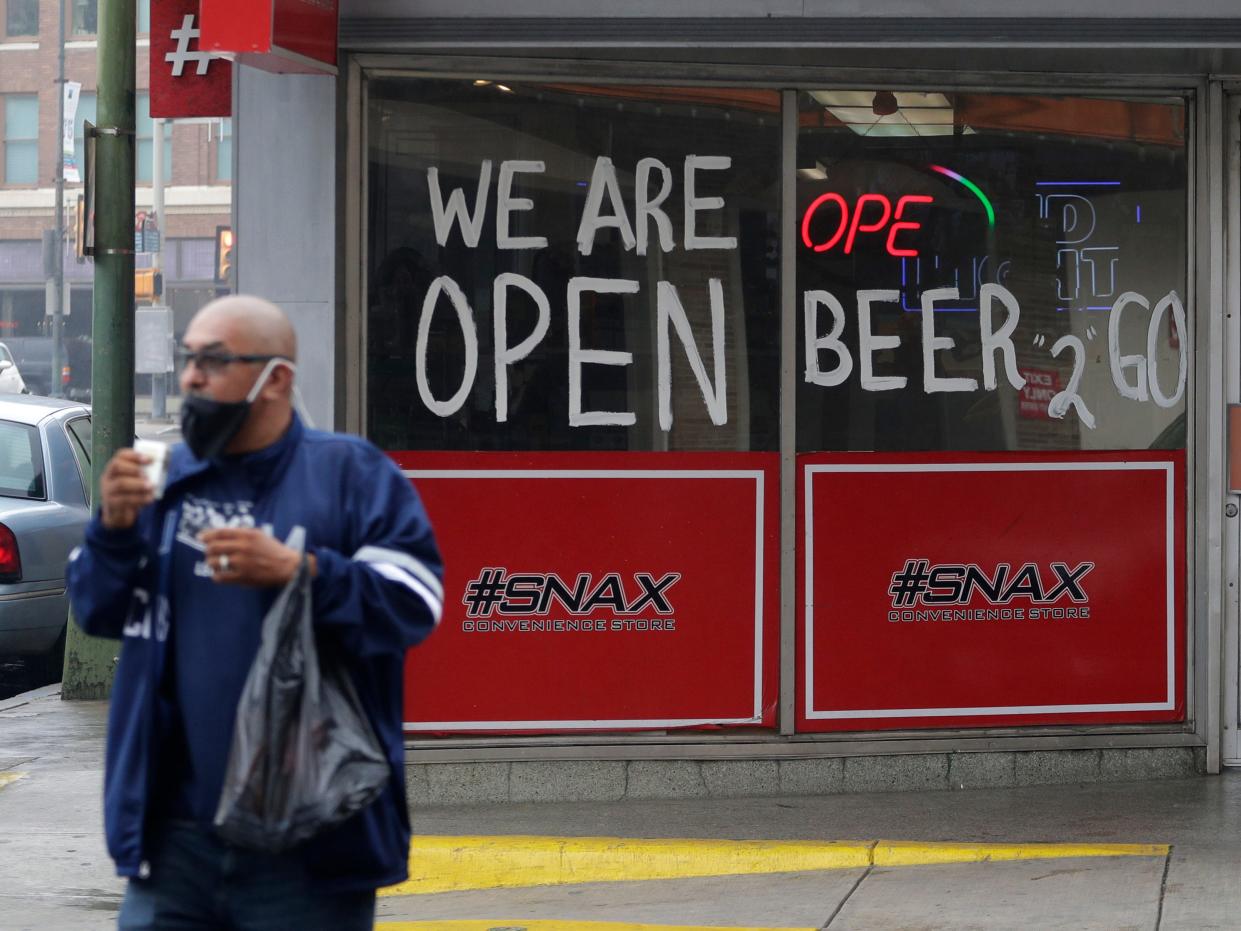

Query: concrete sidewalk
1,687,1239,930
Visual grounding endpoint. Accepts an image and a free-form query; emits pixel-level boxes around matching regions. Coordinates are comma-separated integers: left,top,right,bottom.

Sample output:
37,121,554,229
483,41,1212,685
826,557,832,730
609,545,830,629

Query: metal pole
151,119,166,420
51,1,65,398
63,0,136,701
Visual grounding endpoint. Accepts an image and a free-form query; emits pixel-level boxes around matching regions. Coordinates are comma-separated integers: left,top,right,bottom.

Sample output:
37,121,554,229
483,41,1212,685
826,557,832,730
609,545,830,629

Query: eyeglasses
176,349,280,376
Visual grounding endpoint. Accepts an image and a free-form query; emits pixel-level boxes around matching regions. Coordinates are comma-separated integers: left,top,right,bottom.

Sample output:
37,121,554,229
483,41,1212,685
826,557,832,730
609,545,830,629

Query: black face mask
180,359,291,461
180,395,251,461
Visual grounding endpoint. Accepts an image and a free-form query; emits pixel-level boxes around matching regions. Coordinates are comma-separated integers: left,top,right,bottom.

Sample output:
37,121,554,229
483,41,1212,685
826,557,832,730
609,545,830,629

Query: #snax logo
462,569,680,619
887,559,1094,610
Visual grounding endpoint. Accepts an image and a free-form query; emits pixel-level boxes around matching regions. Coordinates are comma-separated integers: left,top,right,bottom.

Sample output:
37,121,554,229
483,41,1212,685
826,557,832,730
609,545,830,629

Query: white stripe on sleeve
353,545,444,600
365,561,443,625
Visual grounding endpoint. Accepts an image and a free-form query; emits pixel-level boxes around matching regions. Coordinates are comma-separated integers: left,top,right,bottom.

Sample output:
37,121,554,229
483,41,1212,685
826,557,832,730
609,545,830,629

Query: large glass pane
366,79,781,452
4,95,38,184
796,90,1188,452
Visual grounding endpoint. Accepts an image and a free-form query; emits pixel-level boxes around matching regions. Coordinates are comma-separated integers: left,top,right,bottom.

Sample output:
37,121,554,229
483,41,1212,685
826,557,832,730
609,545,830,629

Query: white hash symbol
166,14,219,77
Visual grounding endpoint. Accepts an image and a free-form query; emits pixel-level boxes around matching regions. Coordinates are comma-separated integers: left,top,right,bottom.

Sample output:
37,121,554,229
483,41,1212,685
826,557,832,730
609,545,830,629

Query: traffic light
215,225,234,284
135,269,163,303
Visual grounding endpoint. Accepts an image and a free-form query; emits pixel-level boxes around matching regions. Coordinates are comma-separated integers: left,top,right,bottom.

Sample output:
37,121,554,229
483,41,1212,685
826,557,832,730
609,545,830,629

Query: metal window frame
343,53,1213,762
1219,86,1241,767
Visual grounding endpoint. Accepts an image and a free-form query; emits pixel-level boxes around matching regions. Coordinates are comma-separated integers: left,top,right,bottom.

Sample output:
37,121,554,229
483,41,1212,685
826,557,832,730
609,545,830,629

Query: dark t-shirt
163,433,292,823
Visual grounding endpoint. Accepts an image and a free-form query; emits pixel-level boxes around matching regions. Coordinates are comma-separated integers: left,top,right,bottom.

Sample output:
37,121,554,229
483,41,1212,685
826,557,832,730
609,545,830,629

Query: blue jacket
67,415,443,891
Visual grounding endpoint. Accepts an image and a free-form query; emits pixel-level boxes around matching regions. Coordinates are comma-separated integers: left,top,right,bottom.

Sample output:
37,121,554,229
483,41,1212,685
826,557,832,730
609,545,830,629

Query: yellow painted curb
382,835,872,897
874,840,1170,867
378,922,814,931
0,772,25,790
379,835,1169,898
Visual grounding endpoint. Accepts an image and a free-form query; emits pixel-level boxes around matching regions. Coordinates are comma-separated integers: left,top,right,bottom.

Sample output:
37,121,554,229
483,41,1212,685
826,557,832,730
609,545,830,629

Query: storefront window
366,79,781,452
796,91,1188,452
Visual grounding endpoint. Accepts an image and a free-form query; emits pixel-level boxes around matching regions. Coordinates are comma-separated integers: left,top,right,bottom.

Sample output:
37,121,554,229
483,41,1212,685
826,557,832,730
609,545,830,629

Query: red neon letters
801,193,934,257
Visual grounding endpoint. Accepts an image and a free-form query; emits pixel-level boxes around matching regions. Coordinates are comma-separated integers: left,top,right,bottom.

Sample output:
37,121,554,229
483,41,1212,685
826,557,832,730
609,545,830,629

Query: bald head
190,295,297,362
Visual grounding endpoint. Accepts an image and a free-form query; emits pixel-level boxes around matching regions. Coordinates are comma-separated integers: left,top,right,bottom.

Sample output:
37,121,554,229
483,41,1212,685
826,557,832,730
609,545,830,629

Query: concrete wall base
405,747,1207,806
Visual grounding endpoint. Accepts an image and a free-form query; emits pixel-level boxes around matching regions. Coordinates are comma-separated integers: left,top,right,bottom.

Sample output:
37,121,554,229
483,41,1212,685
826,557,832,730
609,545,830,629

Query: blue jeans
117,821,376,931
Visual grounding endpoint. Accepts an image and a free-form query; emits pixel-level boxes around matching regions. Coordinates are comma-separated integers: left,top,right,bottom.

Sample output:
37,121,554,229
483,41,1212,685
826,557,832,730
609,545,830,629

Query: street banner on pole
63,81,81,184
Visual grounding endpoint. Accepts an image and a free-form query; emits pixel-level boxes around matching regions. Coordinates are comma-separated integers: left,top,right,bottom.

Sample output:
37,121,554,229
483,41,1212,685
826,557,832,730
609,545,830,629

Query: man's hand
100,449,154,530
199,527,316,587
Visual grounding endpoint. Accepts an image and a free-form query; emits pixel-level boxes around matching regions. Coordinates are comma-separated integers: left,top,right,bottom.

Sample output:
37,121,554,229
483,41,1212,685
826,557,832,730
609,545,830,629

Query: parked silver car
0,396,92,679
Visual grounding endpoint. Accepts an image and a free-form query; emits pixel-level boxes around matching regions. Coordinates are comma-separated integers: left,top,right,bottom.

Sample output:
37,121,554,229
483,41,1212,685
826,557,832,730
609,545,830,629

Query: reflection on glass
366,80,781,452
796,91,1188,452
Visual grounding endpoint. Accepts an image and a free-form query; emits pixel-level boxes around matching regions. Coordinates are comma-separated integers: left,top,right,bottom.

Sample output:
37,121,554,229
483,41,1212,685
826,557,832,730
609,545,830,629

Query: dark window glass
796,91,1188,452
47,420,86,507
0,420,44,499
5,0,38,37
65,416,91,497
366,79,781,452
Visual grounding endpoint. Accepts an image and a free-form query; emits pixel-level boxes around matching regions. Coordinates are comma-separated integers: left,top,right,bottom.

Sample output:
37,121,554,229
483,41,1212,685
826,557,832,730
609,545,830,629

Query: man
68,295,443,930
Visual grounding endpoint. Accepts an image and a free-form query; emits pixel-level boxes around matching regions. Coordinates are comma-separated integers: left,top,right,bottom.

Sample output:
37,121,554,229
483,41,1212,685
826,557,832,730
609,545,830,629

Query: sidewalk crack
1154,845,1174,930
821,863,872,928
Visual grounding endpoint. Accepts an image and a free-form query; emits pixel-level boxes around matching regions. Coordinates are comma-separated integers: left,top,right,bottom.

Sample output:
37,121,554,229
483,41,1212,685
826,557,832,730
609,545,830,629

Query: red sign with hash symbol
149,0,232,119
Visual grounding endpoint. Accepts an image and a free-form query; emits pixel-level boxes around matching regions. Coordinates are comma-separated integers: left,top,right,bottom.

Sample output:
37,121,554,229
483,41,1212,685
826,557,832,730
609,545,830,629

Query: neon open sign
800,165,995,258
801,193,934,257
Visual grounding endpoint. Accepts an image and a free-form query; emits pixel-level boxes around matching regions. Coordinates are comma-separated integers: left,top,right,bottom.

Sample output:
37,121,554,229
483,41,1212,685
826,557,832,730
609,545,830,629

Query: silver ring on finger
218,553,230,573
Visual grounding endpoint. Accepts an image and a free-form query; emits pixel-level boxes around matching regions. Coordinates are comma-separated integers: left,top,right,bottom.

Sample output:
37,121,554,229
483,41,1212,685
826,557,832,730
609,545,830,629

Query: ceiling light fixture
809,90,969,138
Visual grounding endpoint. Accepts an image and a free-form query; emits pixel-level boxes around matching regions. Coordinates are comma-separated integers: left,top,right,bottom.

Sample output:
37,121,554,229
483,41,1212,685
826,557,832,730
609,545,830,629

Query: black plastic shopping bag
214,529,390,852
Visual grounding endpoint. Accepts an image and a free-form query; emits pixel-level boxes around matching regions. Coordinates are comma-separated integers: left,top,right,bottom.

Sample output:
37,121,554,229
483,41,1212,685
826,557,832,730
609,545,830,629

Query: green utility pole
63,0,136,700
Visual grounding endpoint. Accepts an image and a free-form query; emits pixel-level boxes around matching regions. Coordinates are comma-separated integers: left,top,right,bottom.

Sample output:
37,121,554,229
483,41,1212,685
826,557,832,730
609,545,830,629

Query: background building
0,0,229,399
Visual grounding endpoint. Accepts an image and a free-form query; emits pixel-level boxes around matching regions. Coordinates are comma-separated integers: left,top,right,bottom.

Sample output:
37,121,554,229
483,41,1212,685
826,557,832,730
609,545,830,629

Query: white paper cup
133,439,170,499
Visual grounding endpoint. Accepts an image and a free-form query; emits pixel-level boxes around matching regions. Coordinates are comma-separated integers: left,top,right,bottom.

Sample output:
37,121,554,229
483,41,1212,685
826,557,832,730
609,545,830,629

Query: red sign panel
199,0,338,74
798,451,1185,731
149,0,231,118
394,452,780,733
